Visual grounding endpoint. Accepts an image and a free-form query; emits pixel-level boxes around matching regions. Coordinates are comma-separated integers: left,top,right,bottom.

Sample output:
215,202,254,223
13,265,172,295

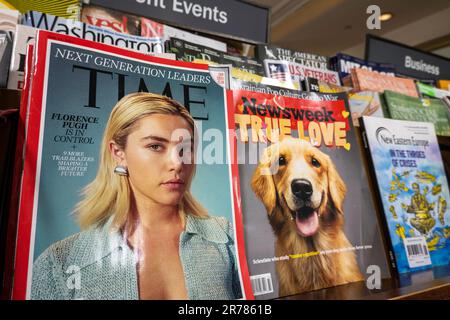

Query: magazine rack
280,266,450,300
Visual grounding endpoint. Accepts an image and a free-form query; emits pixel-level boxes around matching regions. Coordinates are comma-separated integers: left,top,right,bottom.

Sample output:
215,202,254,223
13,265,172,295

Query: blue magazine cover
361,116,450,275
330,53,395,81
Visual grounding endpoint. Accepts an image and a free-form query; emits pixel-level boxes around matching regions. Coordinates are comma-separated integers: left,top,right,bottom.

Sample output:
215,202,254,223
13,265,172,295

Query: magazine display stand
0,1,449,301
283,269,450,300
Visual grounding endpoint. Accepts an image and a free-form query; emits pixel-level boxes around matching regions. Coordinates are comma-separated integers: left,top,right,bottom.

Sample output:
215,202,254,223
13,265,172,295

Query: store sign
365,35,450,81
88,0,269,43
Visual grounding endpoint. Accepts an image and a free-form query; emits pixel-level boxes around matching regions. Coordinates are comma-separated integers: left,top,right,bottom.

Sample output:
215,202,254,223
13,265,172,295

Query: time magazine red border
12,30,253,300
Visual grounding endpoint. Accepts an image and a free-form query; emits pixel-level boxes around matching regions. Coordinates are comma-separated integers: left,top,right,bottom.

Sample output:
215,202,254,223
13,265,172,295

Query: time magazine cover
232,89,390,299
360,116,450,276
12,30,252,300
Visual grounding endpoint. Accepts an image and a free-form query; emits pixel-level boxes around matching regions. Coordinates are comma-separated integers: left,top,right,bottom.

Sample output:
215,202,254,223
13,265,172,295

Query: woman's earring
114,165,128,176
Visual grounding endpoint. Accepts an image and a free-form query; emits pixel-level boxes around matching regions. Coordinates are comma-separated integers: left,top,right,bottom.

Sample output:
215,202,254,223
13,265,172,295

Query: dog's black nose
291,179,313,200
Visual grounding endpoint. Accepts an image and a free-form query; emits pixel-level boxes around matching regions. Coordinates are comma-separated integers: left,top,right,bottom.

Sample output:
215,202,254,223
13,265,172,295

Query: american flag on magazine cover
265,60,290,82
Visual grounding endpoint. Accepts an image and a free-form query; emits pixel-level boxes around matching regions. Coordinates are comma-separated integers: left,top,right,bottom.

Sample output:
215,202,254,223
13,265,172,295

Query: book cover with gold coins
361,116,450,276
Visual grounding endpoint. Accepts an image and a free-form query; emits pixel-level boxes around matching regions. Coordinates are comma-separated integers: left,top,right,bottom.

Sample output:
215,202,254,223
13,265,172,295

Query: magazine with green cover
383,90,450,137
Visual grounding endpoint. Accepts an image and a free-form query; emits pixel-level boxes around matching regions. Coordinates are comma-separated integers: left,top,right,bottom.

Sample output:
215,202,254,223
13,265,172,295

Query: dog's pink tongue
295,211,319,237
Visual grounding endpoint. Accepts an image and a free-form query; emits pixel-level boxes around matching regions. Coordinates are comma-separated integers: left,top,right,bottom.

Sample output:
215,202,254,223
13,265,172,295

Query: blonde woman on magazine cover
31,92,242,300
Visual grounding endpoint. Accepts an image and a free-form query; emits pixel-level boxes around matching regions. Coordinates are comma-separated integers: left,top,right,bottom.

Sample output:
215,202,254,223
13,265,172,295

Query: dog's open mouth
293,207,319,237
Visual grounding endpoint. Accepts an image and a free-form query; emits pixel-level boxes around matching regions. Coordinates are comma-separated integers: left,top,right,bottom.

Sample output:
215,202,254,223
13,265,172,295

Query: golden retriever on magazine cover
251,137,363,297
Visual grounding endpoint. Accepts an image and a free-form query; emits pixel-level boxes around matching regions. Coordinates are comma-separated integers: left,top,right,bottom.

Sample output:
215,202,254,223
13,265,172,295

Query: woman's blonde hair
75,92,208,230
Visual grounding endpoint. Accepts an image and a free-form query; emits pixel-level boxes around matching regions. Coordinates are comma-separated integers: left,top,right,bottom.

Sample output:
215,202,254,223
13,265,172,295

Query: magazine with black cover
168,37,263,76
168,37,222,63
303,77,352,94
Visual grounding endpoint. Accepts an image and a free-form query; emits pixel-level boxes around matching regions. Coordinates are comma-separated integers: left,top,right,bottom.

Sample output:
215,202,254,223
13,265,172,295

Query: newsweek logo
375,127,429,148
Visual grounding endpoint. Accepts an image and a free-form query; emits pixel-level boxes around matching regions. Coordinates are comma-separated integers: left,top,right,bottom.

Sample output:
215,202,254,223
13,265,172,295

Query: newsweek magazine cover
22,11,165,54
81,3,141,36
12,30,252,300
256,44,328,70
360,116,450,276
232,90,390,299
264,59,340,89
329,53,396,82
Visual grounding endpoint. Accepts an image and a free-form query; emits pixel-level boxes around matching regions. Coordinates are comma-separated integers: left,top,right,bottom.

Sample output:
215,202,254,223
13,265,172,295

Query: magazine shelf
1,1,449,302
281,266,450,300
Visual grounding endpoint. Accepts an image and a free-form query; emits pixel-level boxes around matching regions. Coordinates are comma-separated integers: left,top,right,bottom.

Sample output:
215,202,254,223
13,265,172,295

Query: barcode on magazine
403,236,432,268
250,273,274,296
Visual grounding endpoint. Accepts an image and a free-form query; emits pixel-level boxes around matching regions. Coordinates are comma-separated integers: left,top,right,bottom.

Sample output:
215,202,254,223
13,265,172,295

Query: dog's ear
327,158,347,215
251,146,277,215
